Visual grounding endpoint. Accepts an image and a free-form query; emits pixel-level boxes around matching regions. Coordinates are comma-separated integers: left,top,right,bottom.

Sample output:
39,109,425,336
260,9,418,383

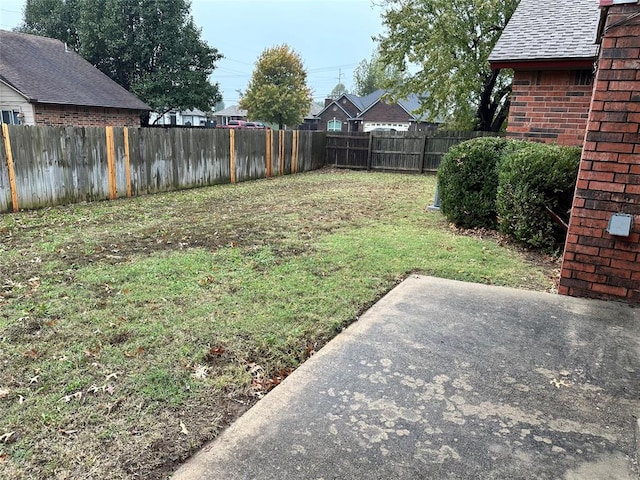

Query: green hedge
496,142,581,252
437,137,512,229
437,137,581,253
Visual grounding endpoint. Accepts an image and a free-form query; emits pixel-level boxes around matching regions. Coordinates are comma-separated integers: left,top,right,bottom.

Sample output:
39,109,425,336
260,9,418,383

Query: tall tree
377,0,519,131
352,52,403,96
239,44,312,130
21,0,222,122
329,83,348,99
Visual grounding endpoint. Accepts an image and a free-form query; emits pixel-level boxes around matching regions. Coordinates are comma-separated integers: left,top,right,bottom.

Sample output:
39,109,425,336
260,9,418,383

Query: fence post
229,129,236,184
279,130,285,176
105,126,117,199
123,127,132,197
292,130,298,174
366,133,373,170
1,123,19,212
266,129,272,178
419,133,428,173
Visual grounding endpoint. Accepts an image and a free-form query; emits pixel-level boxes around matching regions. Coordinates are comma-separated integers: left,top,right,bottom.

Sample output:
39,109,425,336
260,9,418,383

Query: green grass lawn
0,170,557,479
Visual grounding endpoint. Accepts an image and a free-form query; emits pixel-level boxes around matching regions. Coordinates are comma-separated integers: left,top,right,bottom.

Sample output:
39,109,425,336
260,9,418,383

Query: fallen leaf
203,345,225,361
23,349,39,359
180,421,189,435
84,346,101,359
304,344,316,359
29,375,39,385
105,372,119,381
209,346,224,356
61,391,83,403
106,385,115,395
106,399,122,414
18,395,25,405
0,452,7,462
550,378,571,389
59,429,78,435
124,347,144,358
0,388,9,399
198,276,215,286
87,384,101,394
0,432,15,444
192,364,209,380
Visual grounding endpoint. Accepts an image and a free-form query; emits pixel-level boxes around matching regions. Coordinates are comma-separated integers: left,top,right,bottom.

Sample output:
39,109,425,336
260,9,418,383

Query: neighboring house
212,105,247,127
150,108,210,127
299,103,323,130
489,0,600,146
315,89,440,133
0,30,150,127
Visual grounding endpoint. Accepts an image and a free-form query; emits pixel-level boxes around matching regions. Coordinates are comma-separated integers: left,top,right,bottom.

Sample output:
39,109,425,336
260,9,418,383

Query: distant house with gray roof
0,30,150,127
150,108,210,127
211,105,248,127
316,90,440,133
489,0,600,146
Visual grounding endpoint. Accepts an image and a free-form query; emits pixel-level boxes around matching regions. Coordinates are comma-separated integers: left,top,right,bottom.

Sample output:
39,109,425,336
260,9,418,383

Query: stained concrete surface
173,276,639,479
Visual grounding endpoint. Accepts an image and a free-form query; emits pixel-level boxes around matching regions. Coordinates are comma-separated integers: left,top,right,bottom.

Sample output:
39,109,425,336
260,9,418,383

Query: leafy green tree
329,83,348,99
352,52,403,96
239,44,312,130
21,0,222,122
377,0,519,131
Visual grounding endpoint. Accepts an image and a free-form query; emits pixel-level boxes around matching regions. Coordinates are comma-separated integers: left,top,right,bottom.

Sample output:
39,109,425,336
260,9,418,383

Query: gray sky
0,0,386,106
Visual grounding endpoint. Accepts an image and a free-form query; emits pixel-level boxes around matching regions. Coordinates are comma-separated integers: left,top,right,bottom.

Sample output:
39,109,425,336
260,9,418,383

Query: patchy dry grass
0,170,558,478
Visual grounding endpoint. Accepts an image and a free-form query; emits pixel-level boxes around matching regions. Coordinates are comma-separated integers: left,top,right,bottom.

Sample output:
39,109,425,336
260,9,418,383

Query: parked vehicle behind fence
218,120,269,129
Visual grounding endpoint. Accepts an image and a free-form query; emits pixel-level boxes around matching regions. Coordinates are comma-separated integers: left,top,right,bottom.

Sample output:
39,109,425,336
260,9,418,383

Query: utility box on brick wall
559,2,640,303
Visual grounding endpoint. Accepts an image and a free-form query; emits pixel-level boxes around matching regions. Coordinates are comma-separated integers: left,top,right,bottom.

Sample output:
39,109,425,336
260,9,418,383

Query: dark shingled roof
317,89,442,123
489,0,600,64
0,30,150,111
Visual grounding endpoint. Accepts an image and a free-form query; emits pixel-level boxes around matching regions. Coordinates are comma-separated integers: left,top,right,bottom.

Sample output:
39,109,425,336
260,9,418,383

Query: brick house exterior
559,0,640,303
0,30,150,127
316,90,440,133
361,101,421,124
34,104,141,128
489,0,600,147
507,70,594,146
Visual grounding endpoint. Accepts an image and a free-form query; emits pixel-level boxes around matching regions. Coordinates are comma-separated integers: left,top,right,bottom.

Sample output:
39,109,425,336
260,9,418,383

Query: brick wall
362,101,413,123
317,106,350,132
559,3,640,303
507,69,593,146
34,103,142,127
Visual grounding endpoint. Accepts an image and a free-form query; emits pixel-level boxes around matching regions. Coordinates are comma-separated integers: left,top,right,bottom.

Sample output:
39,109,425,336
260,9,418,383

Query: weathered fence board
326,133,369,169
329,131,500,172
0,126,326,213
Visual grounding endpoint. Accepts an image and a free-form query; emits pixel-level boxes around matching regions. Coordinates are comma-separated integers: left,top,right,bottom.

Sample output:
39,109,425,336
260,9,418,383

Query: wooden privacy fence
326,131,499,172
0,125,326,213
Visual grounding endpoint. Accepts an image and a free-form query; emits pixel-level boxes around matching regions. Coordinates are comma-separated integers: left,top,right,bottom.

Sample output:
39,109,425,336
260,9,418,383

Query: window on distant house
1,110,21,125
327,119,342,132
170,113,177,125
575,70,593,86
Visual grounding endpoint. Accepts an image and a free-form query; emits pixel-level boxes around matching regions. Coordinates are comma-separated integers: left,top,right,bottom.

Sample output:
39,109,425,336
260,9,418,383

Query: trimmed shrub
496,142,581,252
438,136,513,229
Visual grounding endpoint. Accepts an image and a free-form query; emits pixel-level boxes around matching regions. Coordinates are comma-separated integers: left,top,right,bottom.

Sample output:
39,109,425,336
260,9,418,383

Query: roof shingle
489,0,600,64
0,30,150,110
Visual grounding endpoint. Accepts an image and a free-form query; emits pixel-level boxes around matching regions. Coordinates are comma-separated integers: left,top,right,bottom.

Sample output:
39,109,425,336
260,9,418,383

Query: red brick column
559,4,640,302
